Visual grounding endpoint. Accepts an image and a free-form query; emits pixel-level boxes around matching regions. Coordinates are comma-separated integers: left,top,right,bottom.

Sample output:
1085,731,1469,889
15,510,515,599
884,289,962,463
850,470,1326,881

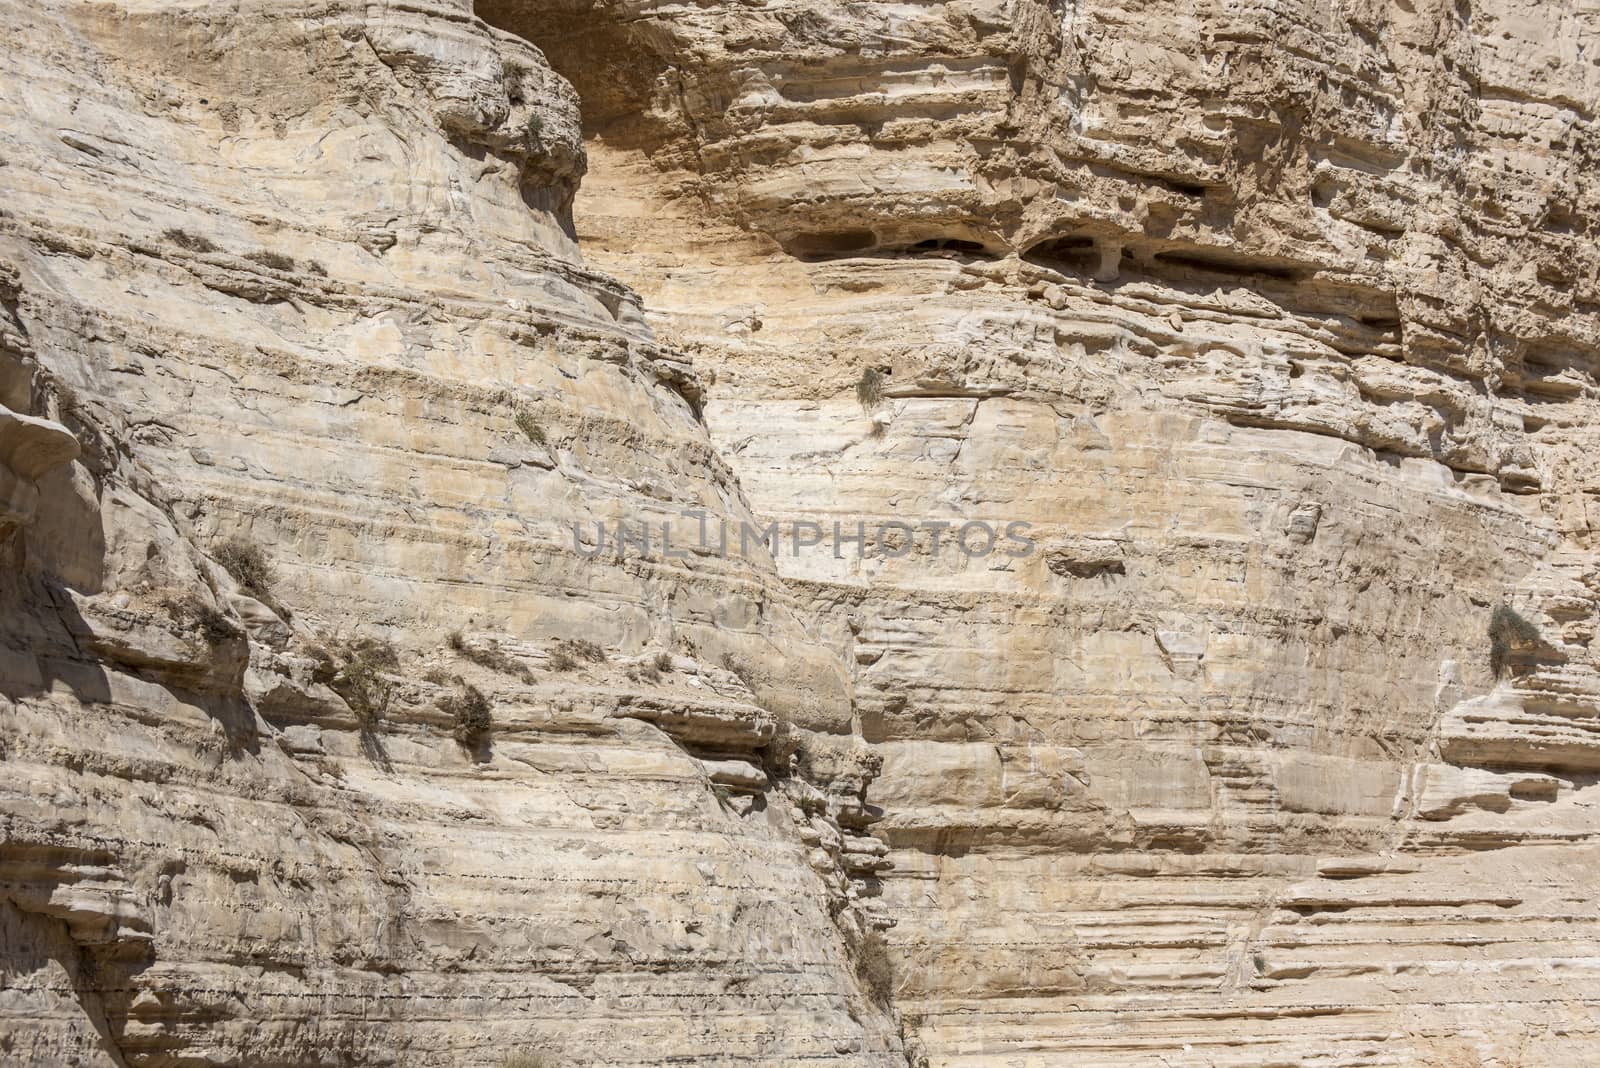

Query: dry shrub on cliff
856,928,895,1006
163,227,218,253
550,633,601,668
213,538,274,598
160,595,240,646
443,683,492,745
1488,603,1541,677
502,1055,554,1068
855,367,884,409
244,249,297,272
313,637,399,727
514,408,547,445
447,630,534,683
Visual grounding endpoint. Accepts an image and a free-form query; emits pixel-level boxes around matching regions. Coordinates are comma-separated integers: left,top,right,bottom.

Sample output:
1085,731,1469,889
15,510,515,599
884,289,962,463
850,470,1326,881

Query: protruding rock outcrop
0,405,77,530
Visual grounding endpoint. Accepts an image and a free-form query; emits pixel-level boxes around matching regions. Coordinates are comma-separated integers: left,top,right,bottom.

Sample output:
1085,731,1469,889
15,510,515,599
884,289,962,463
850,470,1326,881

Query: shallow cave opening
1148,249,1303,283
1022,235,1098,273
474,0,669,145
901,237,995,258
780,229,881,261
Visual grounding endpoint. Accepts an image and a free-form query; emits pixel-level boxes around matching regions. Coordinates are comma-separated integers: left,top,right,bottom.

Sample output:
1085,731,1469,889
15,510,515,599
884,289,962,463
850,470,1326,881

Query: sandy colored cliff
5,0,1600,1065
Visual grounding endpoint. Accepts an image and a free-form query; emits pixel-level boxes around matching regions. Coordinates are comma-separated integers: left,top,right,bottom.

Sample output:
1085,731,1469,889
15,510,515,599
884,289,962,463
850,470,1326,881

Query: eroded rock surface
0,2,896,1064
7,0,1600,1066
497,0,1600,1064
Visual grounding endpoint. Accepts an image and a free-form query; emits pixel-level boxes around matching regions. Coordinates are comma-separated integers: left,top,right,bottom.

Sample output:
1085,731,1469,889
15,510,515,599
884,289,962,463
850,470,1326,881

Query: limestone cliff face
4,0,1600,1066
487,0,1600,1065
0,2,897,1065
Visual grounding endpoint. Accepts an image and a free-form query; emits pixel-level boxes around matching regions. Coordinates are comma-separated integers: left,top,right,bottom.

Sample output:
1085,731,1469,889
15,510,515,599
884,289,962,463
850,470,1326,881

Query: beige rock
8,0,1600,1064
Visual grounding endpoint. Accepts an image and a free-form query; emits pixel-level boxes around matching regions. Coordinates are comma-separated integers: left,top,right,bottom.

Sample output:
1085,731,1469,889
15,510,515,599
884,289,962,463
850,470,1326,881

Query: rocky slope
5,0,1600,1066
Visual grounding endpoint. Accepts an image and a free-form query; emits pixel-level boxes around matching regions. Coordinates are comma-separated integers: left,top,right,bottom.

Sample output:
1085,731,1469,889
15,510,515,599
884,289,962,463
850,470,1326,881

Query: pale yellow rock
7,0,1600,1065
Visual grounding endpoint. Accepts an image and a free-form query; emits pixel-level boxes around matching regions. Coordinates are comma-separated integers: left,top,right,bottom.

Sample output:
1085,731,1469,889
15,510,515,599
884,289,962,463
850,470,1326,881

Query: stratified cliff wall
6,0,1600,1065
481,0,1600,1064
0,3,898,1064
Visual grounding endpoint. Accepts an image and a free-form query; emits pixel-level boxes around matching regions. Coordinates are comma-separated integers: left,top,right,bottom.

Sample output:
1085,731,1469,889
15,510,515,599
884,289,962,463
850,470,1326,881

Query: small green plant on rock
1489,603,1541,678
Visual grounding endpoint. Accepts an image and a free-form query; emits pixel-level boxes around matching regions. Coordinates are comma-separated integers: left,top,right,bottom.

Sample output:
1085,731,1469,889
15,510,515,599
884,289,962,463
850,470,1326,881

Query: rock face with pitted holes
0,2,896,1065
5,0,1600,1065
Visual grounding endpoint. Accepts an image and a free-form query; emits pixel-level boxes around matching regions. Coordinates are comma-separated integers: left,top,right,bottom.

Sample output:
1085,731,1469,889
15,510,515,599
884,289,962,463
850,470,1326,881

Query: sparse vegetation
627,660,661,685
514,408,547,445
654,651,674,673
163,228,219,253
548,648,578,672
1489,603,1541,677
213,538,274,598
855,928,895,1007
422,668,457,687
312,637,399,727
502,1054,554,1068
447,630,533,683
555,638,606,664
160,595,239,646
244,249,297,272
442,683,492,746
855,367,884,410
525,114,545,144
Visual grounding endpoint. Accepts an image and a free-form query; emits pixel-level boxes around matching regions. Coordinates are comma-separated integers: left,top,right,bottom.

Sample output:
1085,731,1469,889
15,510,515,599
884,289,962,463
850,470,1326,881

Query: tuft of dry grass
447,630,533,683
514,408,547,445
1488,603,1541,677
555,638,605,664
160,595,240,646
311,637,399,727
244,249,296,272
502,1054,554,1068
442,683,492,745
163,228,218,253
213,538,274,598
855,367,884,409
856,928,895,1006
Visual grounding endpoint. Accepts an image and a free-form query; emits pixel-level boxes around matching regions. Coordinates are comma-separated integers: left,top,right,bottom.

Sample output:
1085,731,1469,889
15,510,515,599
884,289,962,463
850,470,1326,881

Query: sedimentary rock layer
7,0,1600,1065
492,0,1600,1063
0,3,897,1064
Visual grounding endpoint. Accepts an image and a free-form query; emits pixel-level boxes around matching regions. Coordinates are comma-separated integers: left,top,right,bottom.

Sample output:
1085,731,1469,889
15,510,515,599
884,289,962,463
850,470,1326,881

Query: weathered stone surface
7,0,1600,1065
0,1,896,1064
506,0,1600,1063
